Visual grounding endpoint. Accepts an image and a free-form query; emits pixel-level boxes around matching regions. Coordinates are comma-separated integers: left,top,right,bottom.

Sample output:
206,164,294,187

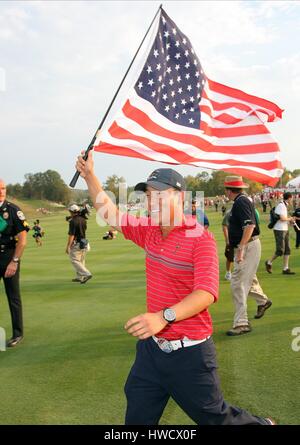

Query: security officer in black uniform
0,179,28,347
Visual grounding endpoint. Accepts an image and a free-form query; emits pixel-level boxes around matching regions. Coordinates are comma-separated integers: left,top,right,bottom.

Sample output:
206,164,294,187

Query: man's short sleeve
275,202,286,217
68,219,76,236
12,206,29,234
192,232,219,302
222,210,230,226
196,209,209,227
235,197,256,228
121,213,149,249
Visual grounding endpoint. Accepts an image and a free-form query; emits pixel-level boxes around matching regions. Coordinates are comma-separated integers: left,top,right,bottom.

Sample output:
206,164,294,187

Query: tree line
7,170,72,204
185,168,300,196
6,168,300,205
102,168,300,202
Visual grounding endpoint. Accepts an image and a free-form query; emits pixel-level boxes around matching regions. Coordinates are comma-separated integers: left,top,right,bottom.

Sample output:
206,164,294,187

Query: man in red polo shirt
75,151,275,425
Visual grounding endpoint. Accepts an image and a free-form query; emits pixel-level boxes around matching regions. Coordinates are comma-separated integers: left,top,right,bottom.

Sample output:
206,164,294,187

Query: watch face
164,308,176,323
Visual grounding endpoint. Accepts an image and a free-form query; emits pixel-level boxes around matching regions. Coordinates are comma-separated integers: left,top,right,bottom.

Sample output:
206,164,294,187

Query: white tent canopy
286,175,300,189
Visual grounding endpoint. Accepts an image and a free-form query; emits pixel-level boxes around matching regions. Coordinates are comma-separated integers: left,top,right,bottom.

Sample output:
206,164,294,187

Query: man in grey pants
65,204,92,284
224,176,272,336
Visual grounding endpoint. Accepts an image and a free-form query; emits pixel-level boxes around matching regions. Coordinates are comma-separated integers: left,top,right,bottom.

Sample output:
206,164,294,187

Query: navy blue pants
124,337,268,425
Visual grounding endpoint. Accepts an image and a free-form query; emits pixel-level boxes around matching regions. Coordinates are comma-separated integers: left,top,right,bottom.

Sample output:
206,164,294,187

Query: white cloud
167,0,277,51
0,67,5,91
255,1,300,19
0,6,37,41
274,54,300,93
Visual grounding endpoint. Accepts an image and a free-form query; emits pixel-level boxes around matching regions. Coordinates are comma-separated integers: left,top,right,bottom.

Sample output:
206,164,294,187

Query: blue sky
0,1,299,188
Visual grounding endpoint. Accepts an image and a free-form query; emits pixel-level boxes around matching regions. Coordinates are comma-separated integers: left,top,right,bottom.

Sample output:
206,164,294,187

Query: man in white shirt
265,192,295,275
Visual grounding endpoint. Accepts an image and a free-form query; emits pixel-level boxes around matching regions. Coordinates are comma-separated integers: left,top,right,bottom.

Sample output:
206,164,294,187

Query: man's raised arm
76,150,123,232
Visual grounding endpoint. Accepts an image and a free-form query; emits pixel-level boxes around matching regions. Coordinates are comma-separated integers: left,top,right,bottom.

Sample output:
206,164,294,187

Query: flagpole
69,3,163,188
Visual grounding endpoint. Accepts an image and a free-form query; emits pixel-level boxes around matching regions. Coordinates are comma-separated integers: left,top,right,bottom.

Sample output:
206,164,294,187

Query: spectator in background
292,207,300,249
265,192,296,275
214,196,220,212
191,199,209,229
66,204,92,284
32,219,44,247
103,229,117,240
222,206,234,281
254,207,260,226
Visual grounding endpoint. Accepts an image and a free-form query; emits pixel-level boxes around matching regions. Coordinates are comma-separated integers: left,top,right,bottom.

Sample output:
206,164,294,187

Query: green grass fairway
0,207,299,425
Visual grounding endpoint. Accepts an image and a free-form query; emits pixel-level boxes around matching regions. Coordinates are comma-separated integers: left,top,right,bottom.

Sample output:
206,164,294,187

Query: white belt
152,335,210,353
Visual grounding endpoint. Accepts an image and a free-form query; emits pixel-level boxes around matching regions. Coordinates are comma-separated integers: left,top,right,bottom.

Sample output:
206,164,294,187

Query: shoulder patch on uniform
17,210,26,221
7,202,20,211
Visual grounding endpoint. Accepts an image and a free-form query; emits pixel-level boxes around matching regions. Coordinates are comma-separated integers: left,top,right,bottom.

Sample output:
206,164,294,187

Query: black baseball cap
134,168,186,192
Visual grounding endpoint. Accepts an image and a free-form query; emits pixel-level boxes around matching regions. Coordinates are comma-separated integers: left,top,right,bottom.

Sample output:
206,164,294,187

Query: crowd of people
204,190,300,212
36,207,52,215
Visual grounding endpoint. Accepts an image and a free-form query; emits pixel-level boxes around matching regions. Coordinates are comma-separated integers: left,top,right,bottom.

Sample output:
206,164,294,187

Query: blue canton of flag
134,9,206,129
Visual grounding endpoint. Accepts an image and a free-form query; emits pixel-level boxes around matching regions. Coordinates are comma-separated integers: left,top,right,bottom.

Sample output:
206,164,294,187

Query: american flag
94,8,283,186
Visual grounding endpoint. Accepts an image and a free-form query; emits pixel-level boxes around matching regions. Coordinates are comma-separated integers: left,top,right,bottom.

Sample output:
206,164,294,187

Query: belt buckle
157,337,173,353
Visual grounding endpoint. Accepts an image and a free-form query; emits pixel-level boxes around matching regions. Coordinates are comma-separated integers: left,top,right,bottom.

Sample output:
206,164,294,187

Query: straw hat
224,175,249,189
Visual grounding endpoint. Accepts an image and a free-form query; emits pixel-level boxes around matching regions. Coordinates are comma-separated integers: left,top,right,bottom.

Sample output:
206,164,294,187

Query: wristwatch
163,308,176,324
12,257,20,263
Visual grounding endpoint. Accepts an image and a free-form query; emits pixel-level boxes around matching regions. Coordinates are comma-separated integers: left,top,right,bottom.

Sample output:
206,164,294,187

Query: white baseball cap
69,204,80,212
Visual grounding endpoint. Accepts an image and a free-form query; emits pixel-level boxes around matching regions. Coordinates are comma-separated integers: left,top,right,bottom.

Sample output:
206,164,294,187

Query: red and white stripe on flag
93,10,284,187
